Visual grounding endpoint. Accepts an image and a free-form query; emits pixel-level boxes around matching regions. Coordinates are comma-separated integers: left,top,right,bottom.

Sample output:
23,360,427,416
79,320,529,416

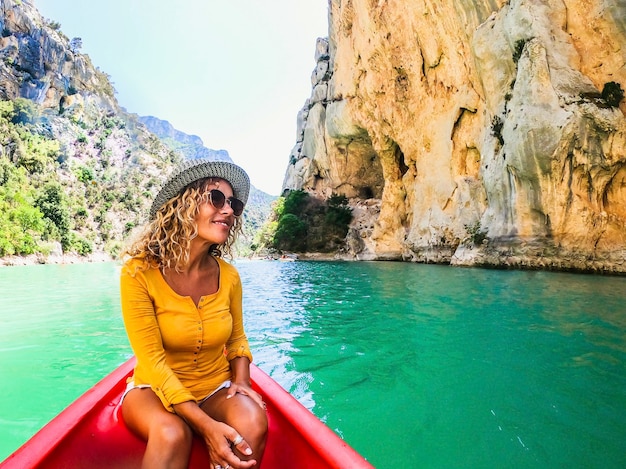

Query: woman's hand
226,382,266,410
202,420,256,469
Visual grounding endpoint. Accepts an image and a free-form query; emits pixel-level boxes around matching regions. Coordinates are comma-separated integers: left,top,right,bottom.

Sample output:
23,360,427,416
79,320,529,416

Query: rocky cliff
284,0,626,274
0,0,118,117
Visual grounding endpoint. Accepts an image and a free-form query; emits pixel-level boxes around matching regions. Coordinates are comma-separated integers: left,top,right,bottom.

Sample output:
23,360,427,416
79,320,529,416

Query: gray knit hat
149,159,250,220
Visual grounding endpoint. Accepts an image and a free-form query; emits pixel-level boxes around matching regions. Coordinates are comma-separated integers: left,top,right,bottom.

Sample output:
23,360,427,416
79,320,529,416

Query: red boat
1,357,373,469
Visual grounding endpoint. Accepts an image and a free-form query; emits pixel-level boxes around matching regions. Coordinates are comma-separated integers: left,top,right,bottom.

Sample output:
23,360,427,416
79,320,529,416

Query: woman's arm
225,357,265,410
230,356,252,385
223,270,253,363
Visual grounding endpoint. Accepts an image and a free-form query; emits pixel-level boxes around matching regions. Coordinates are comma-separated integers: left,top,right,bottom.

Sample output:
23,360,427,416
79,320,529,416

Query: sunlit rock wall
0,0,118,120
283,0,626,273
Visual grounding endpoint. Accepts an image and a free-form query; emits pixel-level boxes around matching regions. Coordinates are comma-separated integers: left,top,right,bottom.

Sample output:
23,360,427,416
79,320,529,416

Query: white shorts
121,379,232,406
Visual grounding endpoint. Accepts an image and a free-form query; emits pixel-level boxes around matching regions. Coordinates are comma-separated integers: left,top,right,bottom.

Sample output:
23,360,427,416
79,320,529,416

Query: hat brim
150,159,250,219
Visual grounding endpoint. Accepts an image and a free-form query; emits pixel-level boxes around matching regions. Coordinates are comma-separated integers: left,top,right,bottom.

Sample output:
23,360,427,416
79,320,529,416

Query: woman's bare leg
201,389,268,466
122,388,193,469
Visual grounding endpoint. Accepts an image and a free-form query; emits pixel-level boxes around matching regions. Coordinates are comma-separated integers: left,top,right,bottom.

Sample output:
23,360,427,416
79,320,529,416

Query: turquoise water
1,261,625,468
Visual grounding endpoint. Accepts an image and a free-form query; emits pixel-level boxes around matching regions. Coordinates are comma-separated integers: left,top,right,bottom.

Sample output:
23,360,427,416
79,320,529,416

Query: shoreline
3,251,625,277
0,251,342,267
0,252,115,267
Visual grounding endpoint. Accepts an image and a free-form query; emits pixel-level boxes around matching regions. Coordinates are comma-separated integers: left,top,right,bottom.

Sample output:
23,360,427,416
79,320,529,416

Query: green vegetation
0,100,62,256
512,39,528,64
491,115,504,146
0,98,177,260
10,98,40,125
254,189,353,254
464,220,487,246
274,213,308,251
36,182,72,250
0,159,45,256
235,187,276,257
602,81,624,107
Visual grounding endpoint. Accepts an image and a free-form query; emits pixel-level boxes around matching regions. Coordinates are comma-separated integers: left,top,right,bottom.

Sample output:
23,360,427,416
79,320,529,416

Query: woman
120,159,267,469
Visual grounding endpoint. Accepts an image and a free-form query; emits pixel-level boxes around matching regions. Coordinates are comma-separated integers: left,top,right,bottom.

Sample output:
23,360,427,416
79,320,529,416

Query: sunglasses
207,189,245,216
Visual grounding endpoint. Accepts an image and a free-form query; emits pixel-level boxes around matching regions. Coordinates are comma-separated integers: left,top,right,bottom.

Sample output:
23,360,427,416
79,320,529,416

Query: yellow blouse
120,256,253,412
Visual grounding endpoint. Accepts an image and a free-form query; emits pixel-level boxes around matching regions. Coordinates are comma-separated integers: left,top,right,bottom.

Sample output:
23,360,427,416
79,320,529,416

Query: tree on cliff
254,190,353,254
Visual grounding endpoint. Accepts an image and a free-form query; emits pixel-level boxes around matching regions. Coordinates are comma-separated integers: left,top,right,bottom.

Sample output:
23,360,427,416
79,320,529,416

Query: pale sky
34,0,329,195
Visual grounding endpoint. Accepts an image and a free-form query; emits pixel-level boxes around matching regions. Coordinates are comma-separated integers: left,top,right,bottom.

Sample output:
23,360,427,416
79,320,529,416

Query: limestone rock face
0,0,118,119
283,0,626,273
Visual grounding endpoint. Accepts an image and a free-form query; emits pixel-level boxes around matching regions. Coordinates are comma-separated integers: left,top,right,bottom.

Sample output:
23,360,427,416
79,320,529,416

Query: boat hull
1,357,373,469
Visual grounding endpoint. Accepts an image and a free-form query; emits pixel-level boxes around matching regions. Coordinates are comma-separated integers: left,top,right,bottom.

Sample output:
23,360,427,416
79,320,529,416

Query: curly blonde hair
122,178,243,272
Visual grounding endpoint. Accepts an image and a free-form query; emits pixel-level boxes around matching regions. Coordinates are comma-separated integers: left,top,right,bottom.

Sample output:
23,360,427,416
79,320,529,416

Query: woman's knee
236,401,268,447
150,415,193,450
141,416,192,469
250,405,269,438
